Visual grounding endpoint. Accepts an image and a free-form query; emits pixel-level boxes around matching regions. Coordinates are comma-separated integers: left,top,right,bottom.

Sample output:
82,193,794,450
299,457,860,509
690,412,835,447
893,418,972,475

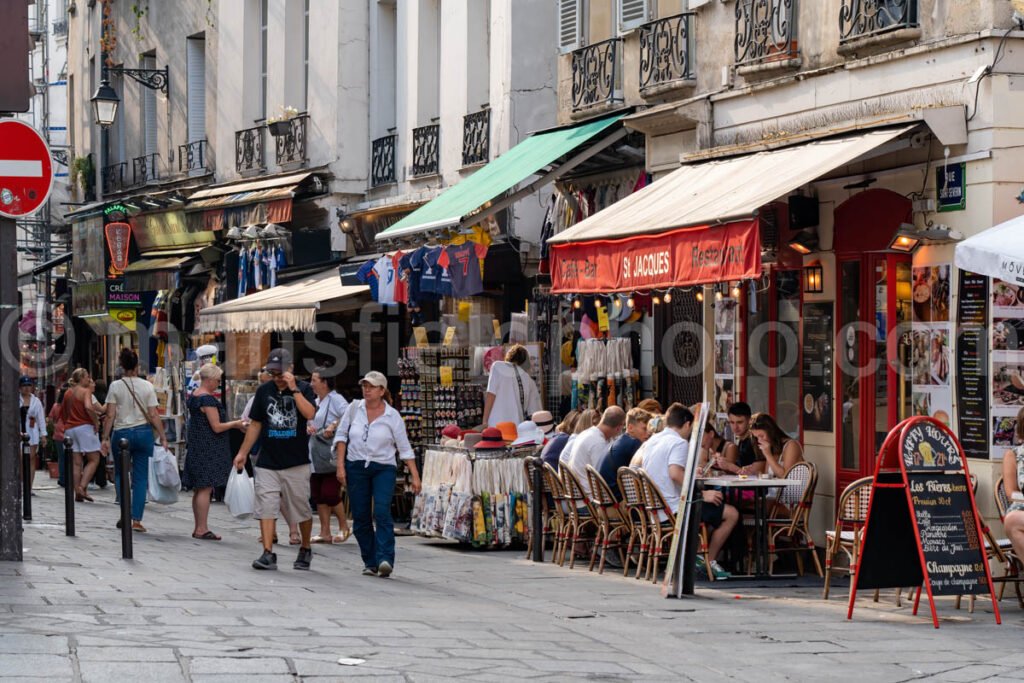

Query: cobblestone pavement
1,482,1023,682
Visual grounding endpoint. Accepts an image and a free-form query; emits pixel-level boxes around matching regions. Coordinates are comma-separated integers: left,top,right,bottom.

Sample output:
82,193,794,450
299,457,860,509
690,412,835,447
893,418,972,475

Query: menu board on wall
713,296,738,432
956,271,989,460
801,302,833,432
911,264,953,428
990,278,1024,458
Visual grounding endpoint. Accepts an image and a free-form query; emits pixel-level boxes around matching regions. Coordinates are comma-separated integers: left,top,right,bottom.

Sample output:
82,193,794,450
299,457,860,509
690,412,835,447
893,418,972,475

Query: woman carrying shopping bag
334,371,421,578
102,348,170,533
186,363,246,540
308,367,350,544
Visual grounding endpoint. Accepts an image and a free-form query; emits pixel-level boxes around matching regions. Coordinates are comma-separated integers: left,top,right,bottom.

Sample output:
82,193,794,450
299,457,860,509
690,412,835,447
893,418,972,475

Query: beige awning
548,125,915,245
122,256,192,273
197,269,371,333
187,172,314,201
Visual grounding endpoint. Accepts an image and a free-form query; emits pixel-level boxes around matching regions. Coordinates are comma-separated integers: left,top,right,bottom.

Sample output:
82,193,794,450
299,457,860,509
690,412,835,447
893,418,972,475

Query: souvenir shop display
571,338,639,411
411,444,533,547
399,347,485,445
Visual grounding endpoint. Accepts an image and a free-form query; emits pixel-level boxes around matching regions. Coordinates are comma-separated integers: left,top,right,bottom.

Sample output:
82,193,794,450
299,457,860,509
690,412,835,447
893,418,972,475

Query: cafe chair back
541,462,569,566
822,476,873,600
617,467,650,579
636,468,681,583
585,464,629,575
988,476,1024,607
559,466,599,570
523,456,557,561
767,461,823,578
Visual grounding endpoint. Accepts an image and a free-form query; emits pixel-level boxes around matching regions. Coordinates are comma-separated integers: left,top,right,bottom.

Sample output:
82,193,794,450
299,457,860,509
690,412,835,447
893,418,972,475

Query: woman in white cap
334,371,422,578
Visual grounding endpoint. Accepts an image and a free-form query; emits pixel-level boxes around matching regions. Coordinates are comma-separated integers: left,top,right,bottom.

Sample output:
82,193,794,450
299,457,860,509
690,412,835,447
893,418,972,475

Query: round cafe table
701,475,803,578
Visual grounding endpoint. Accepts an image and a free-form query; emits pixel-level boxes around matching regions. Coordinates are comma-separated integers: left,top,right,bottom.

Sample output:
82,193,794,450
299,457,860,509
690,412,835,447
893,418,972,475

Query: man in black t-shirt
714,401,766,475
234,349,317,571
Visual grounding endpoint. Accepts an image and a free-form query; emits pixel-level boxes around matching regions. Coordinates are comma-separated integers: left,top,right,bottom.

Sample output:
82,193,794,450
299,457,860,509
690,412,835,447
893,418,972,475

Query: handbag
514,365,527,422
310,395,339,473
124,377,159,437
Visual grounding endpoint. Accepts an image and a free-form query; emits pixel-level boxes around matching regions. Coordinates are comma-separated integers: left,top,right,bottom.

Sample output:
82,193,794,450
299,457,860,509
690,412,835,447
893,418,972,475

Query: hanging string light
663,290,672,303
626,296,635,308
573,299,582,309
652,295,661,305
695,290,704,302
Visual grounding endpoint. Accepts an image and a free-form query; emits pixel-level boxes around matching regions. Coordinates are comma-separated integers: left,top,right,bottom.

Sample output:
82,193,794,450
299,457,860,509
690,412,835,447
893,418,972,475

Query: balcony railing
371,134,397,187
101,162,126,195
639,13,696,94
462,109,490,166
411,124,440,177
274,113,308,168
235,125,266,175
571,38,622,112
178,139,208,175
131,153,158,186
839,0,918,43
52,18,68,37
735,0,799,67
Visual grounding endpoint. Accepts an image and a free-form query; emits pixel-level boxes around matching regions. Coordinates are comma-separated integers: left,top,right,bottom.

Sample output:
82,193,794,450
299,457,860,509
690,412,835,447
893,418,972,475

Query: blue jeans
346,460,397,568
112,425,154,521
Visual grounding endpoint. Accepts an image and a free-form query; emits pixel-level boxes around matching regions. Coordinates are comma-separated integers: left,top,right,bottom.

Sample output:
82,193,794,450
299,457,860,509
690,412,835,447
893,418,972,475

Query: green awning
375,114,624,241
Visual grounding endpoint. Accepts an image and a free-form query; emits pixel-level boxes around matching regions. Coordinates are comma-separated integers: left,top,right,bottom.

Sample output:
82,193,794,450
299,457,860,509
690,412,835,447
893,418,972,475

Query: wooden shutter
558,0,582,52
186,37,206,144
141,55,158,157
619,0,650,31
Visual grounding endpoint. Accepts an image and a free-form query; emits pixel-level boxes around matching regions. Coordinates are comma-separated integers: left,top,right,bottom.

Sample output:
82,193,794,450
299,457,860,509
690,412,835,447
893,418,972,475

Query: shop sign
936,163,966,212
549,219,761,294
130,210,214,251
955,270,989,460
106,278,142,307
801,302,833,433
72,281,106,316
109,308,137,332
105,221,132,277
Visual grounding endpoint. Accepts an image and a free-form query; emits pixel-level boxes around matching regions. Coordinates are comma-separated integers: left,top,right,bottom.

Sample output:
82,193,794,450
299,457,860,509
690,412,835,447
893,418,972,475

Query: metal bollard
63,437,75,536
531,462,544,562
118,438,132,559
21,435,32,521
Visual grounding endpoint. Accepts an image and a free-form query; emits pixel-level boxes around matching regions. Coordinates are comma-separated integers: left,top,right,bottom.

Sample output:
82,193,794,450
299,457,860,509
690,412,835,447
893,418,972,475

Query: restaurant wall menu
911,262,953,428
713,295,738,432
801,302,833,432
956,271,989,460
990,278,1024,458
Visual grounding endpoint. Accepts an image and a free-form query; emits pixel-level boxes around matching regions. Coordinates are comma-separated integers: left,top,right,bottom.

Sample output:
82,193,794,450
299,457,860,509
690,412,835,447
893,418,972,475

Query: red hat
474,427,507,450
441,424,461,440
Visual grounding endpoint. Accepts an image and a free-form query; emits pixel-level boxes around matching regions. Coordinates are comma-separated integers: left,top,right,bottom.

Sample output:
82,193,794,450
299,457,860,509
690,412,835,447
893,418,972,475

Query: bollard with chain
531,459,544,562
21,435,32,521
118,438,132,559
63,437,75,536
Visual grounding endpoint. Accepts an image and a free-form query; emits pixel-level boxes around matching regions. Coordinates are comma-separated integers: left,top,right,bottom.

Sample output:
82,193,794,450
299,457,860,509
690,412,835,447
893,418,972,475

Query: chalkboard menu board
801,302,833,432
908,472,988,596
956,270,989,459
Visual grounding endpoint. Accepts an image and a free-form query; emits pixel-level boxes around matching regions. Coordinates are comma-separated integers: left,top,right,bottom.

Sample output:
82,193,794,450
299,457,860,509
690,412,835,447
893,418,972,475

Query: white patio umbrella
954,213,1024,285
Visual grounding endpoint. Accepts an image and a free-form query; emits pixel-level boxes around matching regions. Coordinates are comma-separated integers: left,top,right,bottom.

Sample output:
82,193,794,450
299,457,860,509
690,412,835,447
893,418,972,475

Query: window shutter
558,0,581,53
186,38,206,144
141,55,158,157
619,0,650,31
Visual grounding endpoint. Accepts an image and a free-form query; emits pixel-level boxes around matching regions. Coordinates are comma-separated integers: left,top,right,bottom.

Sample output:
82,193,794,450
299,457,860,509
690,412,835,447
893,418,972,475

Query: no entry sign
0,120,54,219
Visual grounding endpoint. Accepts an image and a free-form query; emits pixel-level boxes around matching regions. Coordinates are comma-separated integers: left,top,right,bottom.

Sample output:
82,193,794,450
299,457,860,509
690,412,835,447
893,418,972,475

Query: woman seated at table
1001,406,1024,561
750,412,805,513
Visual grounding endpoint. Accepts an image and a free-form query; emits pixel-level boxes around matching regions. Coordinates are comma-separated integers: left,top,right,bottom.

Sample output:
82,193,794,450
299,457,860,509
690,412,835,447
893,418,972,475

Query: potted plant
267,105,299,137
69,154,94,200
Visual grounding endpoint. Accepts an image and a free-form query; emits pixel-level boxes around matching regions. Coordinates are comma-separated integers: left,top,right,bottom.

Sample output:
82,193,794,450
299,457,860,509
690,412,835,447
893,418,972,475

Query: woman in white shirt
334,371,421,578
483,345,541,428
307,367,350,544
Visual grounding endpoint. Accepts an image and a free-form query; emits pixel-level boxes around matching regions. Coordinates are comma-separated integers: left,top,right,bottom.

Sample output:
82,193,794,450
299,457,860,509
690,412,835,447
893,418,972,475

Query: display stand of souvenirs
571,338,639,411
399,347,485,445
411,444,535,548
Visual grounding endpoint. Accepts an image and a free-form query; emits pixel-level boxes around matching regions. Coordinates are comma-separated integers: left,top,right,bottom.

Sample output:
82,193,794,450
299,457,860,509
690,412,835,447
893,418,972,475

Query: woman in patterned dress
187,364,246,540
1001,406,1024,560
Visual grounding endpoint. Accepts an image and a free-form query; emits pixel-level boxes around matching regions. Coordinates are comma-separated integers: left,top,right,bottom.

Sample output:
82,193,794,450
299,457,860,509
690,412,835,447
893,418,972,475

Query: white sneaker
377,561,393,578
710,560,732,580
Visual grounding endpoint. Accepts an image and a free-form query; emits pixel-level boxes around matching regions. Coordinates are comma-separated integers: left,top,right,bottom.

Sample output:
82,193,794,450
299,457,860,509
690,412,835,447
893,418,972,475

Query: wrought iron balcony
735,0,799,67
571,38,622,112
178,139,208,175
839,0,918,44
371,134,397,187
52,18,68,37
131,153,158,186
101,162,126,195
462,109,490,166
411,124,440,177
235,125,266,175
639,13,696,94
274,114,308,168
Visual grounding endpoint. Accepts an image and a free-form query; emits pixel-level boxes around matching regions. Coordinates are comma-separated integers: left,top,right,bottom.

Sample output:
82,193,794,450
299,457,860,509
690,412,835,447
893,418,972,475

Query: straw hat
474,428,507,450
462,432,484,450
531,410,555,435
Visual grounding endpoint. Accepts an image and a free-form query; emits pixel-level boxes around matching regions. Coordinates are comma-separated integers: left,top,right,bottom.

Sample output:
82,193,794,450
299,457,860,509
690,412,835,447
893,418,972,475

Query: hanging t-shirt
391,251,407,305
423,246,453,297
237,248,249,297
399,250,421,308
438,241,488,298
356,260,379,301
376,254,397,305
251,246,263,290
414,246,440,296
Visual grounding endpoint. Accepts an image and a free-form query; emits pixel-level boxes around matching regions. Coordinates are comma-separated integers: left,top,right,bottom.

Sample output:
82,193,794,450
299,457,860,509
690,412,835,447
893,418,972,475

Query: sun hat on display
474,428,507,450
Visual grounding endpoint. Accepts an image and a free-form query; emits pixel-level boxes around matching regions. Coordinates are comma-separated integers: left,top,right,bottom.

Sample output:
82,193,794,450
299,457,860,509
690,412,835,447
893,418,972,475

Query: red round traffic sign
0,120,55,219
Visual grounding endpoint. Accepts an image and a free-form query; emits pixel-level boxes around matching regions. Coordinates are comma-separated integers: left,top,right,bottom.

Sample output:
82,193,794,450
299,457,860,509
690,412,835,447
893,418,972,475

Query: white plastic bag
147,457,179,505
152,446,181,489
225,468,255,519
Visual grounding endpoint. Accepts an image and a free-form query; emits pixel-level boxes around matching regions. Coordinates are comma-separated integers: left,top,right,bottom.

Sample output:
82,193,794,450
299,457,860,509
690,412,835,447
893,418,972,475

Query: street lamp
90,79,120,127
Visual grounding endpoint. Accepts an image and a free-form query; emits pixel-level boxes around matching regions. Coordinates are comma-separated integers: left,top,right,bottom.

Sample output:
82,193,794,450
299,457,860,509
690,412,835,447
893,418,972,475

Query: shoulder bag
123,377,160,437
514,365,527,423
310,394,340,473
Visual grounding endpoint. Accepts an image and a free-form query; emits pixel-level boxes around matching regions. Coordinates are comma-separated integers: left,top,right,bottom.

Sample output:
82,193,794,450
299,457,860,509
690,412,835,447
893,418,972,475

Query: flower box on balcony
268,120,291,137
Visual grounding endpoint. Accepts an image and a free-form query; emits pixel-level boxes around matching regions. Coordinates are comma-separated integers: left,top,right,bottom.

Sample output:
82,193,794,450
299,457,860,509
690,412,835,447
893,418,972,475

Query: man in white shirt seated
641,403,737,580
566,406,625,496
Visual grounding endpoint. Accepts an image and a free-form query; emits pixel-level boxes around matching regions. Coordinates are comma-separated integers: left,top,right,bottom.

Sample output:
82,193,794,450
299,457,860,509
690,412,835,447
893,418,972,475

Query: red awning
550,219,761,294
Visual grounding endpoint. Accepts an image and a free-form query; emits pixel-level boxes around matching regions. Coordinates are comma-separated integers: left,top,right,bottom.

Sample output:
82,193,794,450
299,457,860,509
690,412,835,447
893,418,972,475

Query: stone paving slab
1,485,1022,681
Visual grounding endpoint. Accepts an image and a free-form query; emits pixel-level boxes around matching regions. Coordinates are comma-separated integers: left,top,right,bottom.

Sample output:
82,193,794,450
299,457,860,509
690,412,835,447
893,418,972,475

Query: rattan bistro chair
559,467,599,570
991,476,1024,607
541,462,569,566
822,476,873,600
585,465,629,574
617,467,650,579
523,456,557,562
767,462,823,577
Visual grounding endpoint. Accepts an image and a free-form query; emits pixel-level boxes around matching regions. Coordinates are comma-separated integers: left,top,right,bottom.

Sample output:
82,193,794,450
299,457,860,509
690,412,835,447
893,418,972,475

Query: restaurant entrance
833,190,915,496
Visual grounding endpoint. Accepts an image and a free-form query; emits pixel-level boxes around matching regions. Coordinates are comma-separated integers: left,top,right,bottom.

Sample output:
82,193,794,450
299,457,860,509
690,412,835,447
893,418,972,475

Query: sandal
332,529,351,544
192,530,221,541
310,535,332,544
289,534,301,546
131,522,147,533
